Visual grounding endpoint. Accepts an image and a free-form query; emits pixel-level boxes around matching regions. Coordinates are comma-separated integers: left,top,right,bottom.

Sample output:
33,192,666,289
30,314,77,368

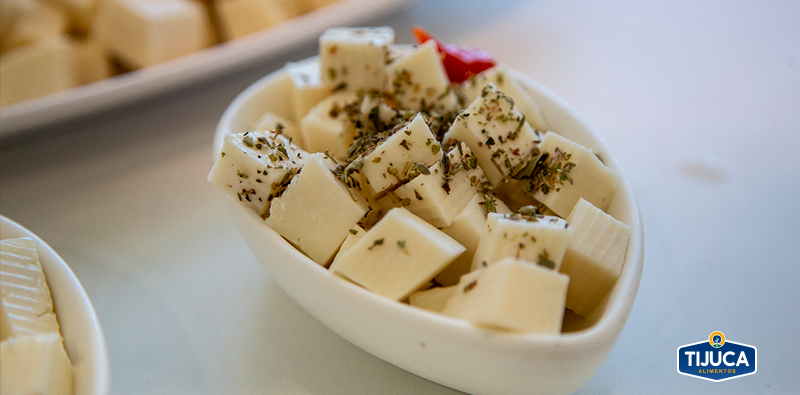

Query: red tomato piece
412,26,496,83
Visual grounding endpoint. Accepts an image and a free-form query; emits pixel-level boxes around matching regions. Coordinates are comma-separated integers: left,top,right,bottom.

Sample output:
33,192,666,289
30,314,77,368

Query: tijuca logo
677,331,757,382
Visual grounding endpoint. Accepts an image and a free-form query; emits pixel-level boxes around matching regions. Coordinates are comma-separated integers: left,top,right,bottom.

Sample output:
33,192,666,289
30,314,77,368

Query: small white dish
213,60,644,395
1,216,110,395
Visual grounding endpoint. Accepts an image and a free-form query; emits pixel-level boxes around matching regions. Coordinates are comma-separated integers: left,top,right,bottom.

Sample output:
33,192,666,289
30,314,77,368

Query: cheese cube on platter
442,257,569,334
385,40,459,113
0,333,73,395
93,0,211,68
331,208,465,301
215,0,290,40
0,35,75,106
560,198,629,316
0,0,69,52
285,58,331,121
0,238,61,337
530,132,619,217
459,66,549,132
208,130,307,216
265,153,368,266
360,113,443,196
471,212,572,272
319,26,395,91
443,83,542,187
299,91,360,158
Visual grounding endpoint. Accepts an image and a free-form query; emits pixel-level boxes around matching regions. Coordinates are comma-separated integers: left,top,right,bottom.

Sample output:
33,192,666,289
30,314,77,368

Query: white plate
0,0,414,136
212,60,645,394
1,216,110,395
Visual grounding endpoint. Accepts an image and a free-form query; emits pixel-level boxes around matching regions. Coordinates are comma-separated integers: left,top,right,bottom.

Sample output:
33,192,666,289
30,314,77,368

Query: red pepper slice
412,26,496,84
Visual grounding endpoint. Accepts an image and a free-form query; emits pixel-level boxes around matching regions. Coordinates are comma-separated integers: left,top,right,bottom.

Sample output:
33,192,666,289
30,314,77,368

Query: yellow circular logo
709,331,725,348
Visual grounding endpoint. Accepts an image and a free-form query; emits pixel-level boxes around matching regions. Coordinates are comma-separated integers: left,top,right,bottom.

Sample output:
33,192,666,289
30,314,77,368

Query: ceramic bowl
212,59,644,395
1,216,110,395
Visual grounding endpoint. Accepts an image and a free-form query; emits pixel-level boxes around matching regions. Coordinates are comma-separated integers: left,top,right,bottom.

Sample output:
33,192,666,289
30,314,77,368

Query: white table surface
1,0,798,393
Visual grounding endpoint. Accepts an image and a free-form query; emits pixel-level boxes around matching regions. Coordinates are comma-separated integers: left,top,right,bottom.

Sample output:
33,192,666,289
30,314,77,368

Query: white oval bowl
213,61,644,395
1,216,110,395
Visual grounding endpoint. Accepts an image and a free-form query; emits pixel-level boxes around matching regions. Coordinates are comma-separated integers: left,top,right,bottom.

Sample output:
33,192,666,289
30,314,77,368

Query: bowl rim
0,215,111,395
213,58,645,349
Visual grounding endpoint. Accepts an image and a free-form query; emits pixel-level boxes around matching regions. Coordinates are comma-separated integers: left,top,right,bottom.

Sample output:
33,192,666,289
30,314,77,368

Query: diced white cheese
93,0,212,68
215,0,290,40
385,40,458,113
360,113,443,196
207,130,307,216
0,333,73,395
443,83,542,186
0,238,60,336
435,193,511,286
328,224,366,272
459,66,549,132
388,142,484,227
409,286,456,313
285,58,331,121
331,207,465,300
560,198,629,316
442,257,569,334
531,131,619,217
49,0,98,31
299,90,360,158
265,153,367,266
71,38,112,85
0,0,69,52
319,26,394,91
471,212,572,272
0,35,75,106
248,111,303,148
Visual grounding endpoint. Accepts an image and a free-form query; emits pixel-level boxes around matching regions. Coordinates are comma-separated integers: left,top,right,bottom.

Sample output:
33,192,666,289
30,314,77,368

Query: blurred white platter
0,0,414,136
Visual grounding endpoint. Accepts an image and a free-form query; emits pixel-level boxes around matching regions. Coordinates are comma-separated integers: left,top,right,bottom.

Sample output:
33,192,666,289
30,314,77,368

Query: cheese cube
328,225,366,272
319,26,394,91
265,153,367,265
285,58,331,121
0,35,75,106
471,212,572,272
443,83,542,186
435,193,511,286
331,208,465,300
0,0,29,36
71,38,112,85
93,0,211,68
560,198,629,316
215,0,289,40
459,66,549,132
207,130,307,216
442,257,569,334
299,90,360,158
385,40,459,113
49,0,99,32
530,132,619,217
389,142,484,227
0,0,69,52
0,333,73,395
0,238,61,336
361,113,443,196
248,111,303,148
409,286,456,313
